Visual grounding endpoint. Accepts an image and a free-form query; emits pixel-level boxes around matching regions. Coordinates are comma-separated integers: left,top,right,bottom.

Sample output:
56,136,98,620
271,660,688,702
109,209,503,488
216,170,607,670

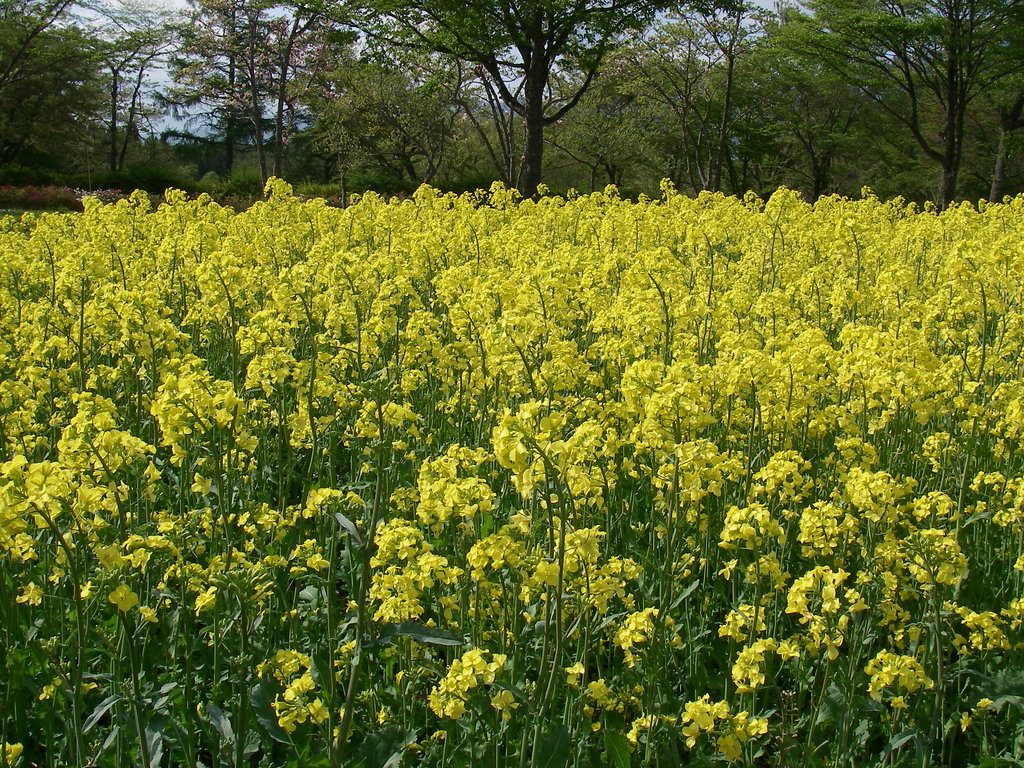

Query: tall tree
546,58,649,190
362,0,671,195
790,0,1024,208
237,0,338,181
170,0,340,181
168,0,247,174
92,0,177,172
310,48,467,194
744,10,878,199
453,62,523,187
0,0,74,93
0,1,103,174
264,2,340,177
620,5,762,193
983,74,1024,200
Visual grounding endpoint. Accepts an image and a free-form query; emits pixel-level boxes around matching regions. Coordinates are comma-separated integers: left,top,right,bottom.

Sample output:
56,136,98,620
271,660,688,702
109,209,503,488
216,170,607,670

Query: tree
619,5,762,193
791,0,1024,208
453,62,523,187
0,1,103,175
168,0,248,175
362,0,671,195
309,49,468,197
743,10,878,199
983,74,1024,200
546,58,650,190
238,0,340,181
0,0,74,93
169,0,340,181
92,0,178,172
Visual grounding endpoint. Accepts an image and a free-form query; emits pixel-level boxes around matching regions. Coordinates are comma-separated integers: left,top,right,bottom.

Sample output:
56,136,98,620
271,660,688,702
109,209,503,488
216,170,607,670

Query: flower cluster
3,182,1024,766
428,648,507,719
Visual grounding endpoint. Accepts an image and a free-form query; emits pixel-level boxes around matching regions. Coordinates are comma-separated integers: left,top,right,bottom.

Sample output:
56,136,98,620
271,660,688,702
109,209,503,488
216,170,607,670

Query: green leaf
376,622,463,646
603,730,631,768
856,694,885,713
250,682,292,744
335,511,363,547
299,585,325,609
206,703,234,743
815,684,847,726
969,668,1024,711
100,725,120,756
782,739,826,768
84,694,123,733
963,508,993,527
881,727,921,758
669,579,700,611
310,648,330,688
153,682,178,710
359,725,415,768
145,714,168,768
604,711,627,733
537,725,571,768
974,758,1024,768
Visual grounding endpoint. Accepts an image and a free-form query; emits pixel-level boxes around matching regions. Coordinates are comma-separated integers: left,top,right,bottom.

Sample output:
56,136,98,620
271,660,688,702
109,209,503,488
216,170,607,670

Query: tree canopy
1,0,1024,206
785,0,1024,206
360,0,673,193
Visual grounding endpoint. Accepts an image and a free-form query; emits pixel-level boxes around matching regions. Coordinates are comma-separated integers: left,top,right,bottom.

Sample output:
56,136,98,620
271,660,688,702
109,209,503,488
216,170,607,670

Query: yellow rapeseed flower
108,584,138,612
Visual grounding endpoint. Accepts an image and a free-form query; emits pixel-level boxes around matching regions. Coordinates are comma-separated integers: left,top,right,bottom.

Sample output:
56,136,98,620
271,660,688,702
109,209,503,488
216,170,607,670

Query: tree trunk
711,10,740,192
518,27,547,197
247,19,268,186
402,153,419,183
520,110,544,196
989,125,1007,203
252,102,268,184
811,162,827,201
474,71,518,187
810,147,831,200
118,66,146,171
225,124,235,175
249,50,268,184
225,51,237,175
940,160,958,210
109,69,119,173
939,31,965,210
273,21,299,178
940,76,961,209
274,68,288,178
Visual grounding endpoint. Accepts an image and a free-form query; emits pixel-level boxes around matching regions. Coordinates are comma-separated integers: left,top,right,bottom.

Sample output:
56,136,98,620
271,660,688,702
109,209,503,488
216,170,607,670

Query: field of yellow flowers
2,179,1024,768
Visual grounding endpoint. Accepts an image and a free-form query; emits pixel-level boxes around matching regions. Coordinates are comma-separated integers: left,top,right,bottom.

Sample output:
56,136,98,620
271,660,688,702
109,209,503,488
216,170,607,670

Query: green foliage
0,184,80,211
91,163,200,196
782,0,1024,206
307,50,468,187
214,165,268,199
0,2,104,171
1,0,1024,204
357,0,673,193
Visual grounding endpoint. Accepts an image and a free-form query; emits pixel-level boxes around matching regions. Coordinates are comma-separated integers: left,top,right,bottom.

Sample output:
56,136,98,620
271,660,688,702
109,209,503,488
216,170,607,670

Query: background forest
1,0,1023,207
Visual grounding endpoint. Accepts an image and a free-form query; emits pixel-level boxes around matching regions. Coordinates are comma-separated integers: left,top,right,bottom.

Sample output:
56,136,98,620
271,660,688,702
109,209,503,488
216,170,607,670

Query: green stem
120,613,151,768
325,521,340,768
234,604,249,768
336,412,387,753
930,593,945,756
34,504,86,768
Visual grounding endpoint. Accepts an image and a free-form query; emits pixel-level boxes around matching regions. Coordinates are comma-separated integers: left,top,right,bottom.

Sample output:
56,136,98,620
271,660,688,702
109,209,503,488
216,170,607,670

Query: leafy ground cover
2,181,1024,767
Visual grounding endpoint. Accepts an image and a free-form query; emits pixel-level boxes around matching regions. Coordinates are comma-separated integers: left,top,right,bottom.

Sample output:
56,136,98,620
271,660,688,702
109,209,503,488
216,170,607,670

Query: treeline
1,0,1022,207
